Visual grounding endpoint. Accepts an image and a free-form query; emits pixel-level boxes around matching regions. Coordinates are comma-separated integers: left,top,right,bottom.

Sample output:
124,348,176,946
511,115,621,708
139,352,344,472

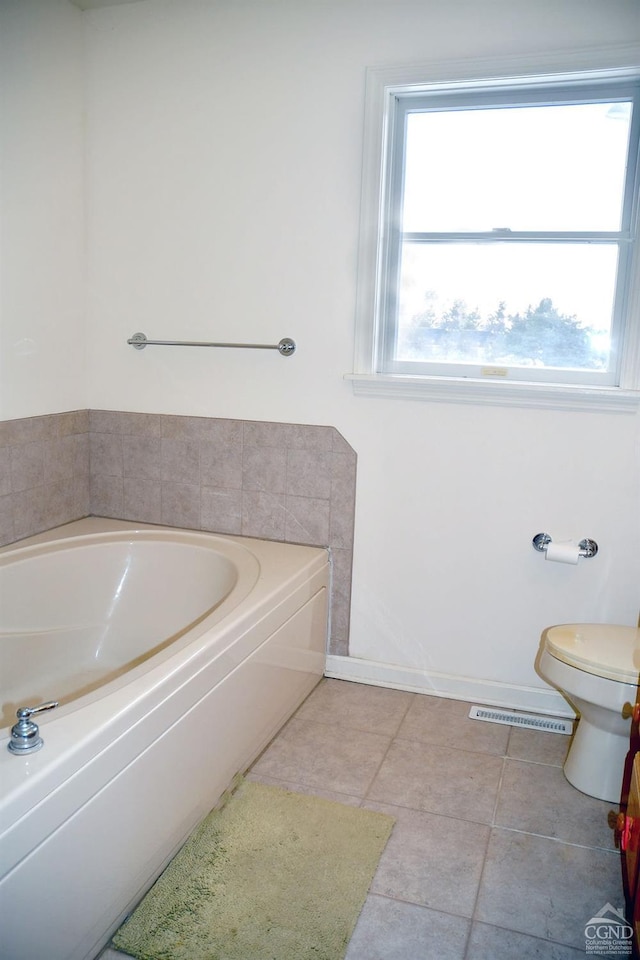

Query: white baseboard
324,654,576,719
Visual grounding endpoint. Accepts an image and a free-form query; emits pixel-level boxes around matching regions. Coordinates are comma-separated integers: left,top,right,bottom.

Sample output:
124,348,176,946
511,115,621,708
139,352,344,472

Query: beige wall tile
241,490,286,540
123,436,161,480
91,474,124,518
201,486,242,534
10,441,44,492
90,433,123,477
286,448,332,498
123,478,162,524
284,495,330,545
161,438,199,484
161,481,200,528
242,444,286,493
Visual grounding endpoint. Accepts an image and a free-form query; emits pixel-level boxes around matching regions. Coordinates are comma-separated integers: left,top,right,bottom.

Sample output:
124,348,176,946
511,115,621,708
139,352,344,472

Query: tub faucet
7,701,58,755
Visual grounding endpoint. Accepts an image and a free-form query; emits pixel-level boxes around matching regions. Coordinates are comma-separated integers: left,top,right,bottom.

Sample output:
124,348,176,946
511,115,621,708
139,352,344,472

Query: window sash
376,78,640,387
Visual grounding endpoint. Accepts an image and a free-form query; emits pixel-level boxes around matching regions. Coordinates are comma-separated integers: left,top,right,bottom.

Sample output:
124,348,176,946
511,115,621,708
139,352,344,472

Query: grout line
503,755,566,768
463,758,504,958
490,755,508,826
489,822,620,855
359,692,417,807
358,735,399,807
464,918,589,957
462,840,493,960
390,733,510,762
364,888,475,925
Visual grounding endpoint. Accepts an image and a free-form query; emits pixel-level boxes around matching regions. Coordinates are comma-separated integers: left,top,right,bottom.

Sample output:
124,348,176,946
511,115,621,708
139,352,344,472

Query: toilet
538,623,640,803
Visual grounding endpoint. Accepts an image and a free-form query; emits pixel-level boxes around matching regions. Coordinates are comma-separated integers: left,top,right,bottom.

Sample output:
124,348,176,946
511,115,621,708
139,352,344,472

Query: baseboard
324,654,576,719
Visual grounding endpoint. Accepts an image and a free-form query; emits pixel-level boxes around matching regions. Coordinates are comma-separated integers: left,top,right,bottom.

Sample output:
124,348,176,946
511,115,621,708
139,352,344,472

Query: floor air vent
469,705,573,735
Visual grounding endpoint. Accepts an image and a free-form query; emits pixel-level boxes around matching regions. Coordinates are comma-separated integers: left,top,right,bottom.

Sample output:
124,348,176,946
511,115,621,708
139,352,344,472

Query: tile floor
103,678,625,960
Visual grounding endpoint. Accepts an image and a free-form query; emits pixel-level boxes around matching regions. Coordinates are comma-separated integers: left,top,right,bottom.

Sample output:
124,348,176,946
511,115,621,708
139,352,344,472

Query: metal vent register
469,705,573,735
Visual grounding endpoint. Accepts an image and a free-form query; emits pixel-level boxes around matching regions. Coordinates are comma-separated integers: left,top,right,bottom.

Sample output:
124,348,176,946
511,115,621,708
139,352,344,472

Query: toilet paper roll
545,541,580,565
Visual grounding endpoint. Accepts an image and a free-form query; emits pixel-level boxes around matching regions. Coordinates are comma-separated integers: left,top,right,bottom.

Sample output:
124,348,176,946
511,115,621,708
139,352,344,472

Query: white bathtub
0,518,329,960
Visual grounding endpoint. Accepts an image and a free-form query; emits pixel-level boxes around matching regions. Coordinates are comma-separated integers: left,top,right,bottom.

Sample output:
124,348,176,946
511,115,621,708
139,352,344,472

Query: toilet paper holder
532,533,598,558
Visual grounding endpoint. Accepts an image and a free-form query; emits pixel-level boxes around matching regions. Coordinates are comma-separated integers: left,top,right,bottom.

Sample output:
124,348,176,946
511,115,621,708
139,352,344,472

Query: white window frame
348,48,640,411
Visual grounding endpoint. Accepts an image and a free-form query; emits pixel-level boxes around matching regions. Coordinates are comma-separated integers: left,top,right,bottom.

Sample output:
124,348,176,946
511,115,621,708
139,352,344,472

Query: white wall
7,0,640,708
0,0,86,419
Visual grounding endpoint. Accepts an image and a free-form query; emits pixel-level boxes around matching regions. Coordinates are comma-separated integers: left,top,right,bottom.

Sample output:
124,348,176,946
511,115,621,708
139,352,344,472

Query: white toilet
538,623,640,803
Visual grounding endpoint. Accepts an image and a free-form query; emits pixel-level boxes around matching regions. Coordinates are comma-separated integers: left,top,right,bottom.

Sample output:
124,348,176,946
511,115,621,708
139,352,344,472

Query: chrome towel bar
127,332,296,357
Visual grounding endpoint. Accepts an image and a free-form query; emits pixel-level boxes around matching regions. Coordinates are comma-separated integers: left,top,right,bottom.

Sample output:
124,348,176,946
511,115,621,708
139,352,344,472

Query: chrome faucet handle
7,701,59,755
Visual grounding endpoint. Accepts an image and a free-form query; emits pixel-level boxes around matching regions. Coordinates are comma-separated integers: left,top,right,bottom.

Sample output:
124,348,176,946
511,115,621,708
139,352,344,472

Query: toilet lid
545,623,640,683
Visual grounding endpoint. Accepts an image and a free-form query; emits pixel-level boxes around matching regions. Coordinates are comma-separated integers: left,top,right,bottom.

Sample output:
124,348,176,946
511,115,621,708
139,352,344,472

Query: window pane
402,102,632,233
395,242,619,371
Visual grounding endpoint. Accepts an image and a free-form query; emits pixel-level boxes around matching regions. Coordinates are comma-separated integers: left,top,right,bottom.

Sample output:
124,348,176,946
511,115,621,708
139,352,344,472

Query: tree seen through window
399,295,604,371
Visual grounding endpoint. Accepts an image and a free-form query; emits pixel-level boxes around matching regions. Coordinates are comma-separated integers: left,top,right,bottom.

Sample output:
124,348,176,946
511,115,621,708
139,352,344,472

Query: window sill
345,373,640,412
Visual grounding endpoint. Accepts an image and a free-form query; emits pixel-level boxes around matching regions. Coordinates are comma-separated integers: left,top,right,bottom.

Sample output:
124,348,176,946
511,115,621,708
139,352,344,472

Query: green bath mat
113,779,394,960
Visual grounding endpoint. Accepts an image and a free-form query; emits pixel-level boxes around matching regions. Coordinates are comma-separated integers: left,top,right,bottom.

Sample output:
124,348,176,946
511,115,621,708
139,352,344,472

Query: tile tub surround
0,410,90,546
104,679,623,960
0,410,356,654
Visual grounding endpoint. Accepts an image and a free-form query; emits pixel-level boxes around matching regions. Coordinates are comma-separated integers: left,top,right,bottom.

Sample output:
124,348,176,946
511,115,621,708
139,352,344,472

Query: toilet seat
545,623,640,684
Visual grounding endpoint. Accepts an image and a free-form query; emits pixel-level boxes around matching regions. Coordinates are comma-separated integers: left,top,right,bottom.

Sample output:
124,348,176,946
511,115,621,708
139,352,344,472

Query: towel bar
127,332,296,356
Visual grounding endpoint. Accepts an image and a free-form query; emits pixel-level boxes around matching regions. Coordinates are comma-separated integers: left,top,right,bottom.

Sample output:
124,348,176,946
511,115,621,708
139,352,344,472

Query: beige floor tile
245,770,362,806
495,759,617,850
295,677,413,736
250,716,391,797
106,679,627,960
344,894,469,960
475,828,625,949
466,922,588,959
365,801,490,917
397,696,510,756
367,738,504,823
507,726,573,766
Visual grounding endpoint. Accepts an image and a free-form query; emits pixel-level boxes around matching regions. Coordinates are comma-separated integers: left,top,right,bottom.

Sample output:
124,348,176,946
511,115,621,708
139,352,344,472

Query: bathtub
0,518,329,960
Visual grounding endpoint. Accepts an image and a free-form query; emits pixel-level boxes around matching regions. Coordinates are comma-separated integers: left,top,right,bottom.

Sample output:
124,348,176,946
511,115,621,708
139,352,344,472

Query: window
351,56,640,409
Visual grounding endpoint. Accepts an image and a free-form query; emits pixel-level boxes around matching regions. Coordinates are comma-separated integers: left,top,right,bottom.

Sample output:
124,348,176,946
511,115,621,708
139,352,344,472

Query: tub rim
0,518,330,841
